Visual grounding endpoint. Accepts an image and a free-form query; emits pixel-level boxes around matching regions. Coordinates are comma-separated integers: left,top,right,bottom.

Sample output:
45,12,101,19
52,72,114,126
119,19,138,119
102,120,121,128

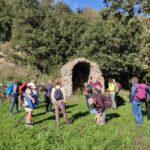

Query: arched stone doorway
61,58,105,97
72,62,90,93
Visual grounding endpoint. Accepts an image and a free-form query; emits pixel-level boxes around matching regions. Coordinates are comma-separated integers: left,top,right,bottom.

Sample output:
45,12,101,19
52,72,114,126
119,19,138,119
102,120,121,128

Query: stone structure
61,58,105,97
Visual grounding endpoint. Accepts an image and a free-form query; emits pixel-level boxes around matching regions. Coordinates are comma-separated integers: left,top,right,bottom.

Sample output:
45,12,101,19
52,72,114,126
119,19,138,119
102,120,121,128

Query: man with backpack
51,79,70,126
44,80,53,113
5,79,19,114
129,77,146,125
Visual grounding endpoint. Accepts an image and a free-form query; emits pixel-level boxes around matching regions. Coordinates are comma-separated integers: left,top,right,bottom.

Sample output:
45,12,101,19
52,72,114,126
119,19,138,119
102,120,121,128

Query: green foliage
78,16,142,78
0,92,150,149
0,0,149,80
0,0,13,42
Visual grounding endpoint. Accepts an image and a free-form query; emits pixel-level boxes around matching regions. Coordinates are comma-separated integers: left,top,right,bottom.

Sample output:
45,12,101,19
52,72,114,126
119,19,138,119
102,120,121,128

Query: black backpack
54,88,63,101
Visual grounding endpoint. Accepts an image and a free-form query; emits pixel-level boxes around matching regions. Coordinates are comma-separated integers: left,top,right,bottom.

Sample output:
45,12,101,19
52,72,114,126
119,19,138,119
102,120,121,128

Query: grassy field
0,91,150,150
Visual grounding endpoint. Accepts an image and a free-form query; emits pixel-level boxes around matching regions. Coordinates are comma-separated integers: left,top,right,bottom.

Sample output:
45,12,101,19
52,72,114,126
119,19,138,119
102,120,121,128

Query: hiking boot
26,122,34,128
66,120,72,125
99,122,105,126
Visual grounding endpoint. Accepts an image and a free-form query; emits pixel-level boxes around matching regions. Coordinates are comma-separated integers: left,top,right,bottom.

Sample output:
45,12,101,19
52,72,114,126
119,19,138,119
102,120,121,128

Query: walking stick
14,112,27,128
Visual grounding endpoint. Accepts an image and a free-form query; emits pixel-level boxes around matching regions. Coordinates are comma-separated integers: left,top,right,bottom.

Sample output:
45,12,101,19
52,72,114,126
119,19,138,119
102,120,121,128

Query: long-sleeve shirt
129,83,138,103
12,83,18,97
45,84,52,97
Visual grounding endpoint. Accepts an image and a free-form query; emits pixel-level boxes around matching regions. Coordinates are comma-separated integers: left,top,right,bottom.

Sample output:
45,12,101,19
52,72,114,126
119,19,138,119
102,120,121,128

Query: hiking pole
14,113,27,128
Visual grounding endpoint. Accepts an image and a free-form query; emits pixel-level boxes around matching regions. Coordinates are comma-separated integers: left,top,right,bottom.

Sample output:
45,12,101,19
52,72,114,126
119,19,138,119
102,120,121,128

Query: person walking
44,80,53,113
51,79,70,126
108,79,117,109
8,80,19,114
129,77,143,126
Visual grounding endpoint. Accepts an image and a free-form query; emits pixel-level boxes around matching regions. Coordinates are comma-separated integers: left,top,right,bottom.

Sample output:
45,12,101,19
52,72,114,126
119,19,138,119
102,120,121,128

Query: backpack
19,83,27,94
135,83,147,100
54,88,63,101
5,84,14,95
24,96,34,109
115,82,122,93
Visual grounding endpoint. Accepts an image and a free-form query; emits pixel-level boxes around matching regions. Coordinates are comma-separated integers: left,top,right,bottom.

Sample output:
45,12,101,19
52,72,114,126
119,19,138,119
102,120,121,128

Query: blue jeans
109,93,116,108
131,100,143,125
9,96,19,113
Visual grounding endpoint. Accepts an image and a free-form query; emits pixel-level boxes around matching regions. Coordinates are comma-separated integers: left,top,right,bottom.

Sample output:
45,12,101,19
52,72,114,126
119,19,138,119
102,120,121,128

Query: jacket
129,83,138,103
146,83,150,102
92,94,112,113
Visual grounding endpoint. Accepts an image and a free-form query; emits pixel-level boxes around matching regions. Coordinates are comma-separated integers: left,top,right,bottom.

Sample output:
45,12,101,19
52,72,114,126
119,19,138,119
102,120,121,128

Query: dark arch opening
72,62,90,93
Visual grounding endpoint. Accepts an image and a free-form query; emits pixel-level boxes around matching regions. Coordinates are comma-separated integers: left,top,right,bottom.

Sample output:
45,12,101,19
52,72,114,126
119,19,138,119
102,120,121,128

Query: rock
61,58,105,97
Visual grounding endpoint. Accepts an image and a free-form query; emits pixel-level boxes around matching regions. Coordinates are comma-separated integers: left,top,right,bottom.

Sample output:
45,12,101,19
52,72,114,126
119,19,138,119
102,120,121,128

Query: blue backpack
54,88,63,101
24,94,39,109
24,96,34,109
5,84,14,95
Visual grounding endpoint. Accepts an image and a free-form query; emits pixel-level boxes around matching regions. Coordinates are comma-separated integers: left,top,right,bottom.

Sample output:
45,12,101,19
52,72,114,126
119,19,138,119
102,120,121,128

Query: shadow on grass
106,113,121,122
116,95,126,108
35,115,55,125
142,110,147,116
36,104,45,109
71,111,89,123
33,112,46,117
34,110,72,124
65,104,78,110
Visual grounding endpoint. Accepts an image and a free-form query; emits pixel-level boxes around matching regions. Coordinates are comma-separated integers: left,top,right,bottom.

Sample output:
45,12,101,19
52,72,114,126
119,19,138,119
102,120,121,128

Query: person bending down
51,79,71,126
88,93,112,125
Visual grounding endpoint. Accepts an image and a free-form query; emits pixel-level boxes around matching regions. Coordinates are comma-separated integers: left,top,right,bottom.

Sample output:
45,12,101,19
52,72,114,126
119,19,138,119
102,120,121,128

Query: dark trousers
45,96,52,112
85,95,91,110
145,101,150,120
9,96,19,113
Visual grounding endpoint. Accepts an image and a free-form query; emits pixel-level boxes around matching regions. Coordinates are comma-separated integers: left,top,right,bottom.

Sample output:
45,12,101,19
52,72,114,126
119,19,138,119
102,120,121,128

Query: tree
0,0,13,42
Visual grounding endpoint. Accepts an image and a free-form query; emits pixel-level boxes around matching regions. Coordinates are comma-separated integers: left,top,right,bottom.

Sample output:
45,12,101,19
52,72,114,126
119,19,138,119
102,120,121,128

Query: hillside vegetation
0,0,150,83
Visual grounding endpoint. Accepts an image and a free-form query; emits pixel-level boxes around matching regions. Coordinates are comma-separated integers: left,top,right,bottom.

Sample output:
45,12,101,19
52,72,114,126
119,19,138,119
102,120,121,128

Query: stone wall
61,58,105,97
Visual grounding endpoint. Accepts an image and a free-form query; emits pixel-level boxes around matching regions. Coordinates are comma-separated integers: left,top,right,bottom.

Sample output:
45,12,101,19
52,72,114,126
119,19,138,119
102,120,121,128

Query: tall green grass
0,91,150,150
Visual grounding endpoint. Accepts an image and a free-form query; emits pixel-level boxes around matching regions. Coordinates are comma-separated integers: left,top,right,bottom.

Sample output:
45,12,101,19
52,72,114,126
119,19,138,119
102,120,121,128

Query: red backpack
135,83,147,100
19,83,27,94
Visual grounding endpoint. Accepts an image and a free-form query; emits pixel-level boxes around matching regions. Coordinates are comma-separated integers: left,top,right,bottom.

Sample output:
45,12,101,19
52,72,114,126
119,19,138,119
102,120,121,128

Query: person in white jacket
51,79,70,126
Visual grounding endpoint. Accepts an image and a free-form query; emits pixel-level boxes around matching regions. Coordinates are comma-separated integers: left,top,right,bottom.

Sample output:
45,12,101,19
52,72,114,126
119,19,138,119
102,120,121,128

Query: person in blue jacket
129,77,143,125
8,80,19,114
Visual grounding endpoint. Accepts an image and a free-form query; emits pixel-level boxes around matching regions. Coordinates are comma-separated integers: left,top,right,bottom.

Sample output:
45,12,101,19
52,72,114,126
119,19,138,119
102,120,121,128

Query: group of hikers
1,79,71,127
83,77,121,125
83,76,150,126
0,75,150,127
